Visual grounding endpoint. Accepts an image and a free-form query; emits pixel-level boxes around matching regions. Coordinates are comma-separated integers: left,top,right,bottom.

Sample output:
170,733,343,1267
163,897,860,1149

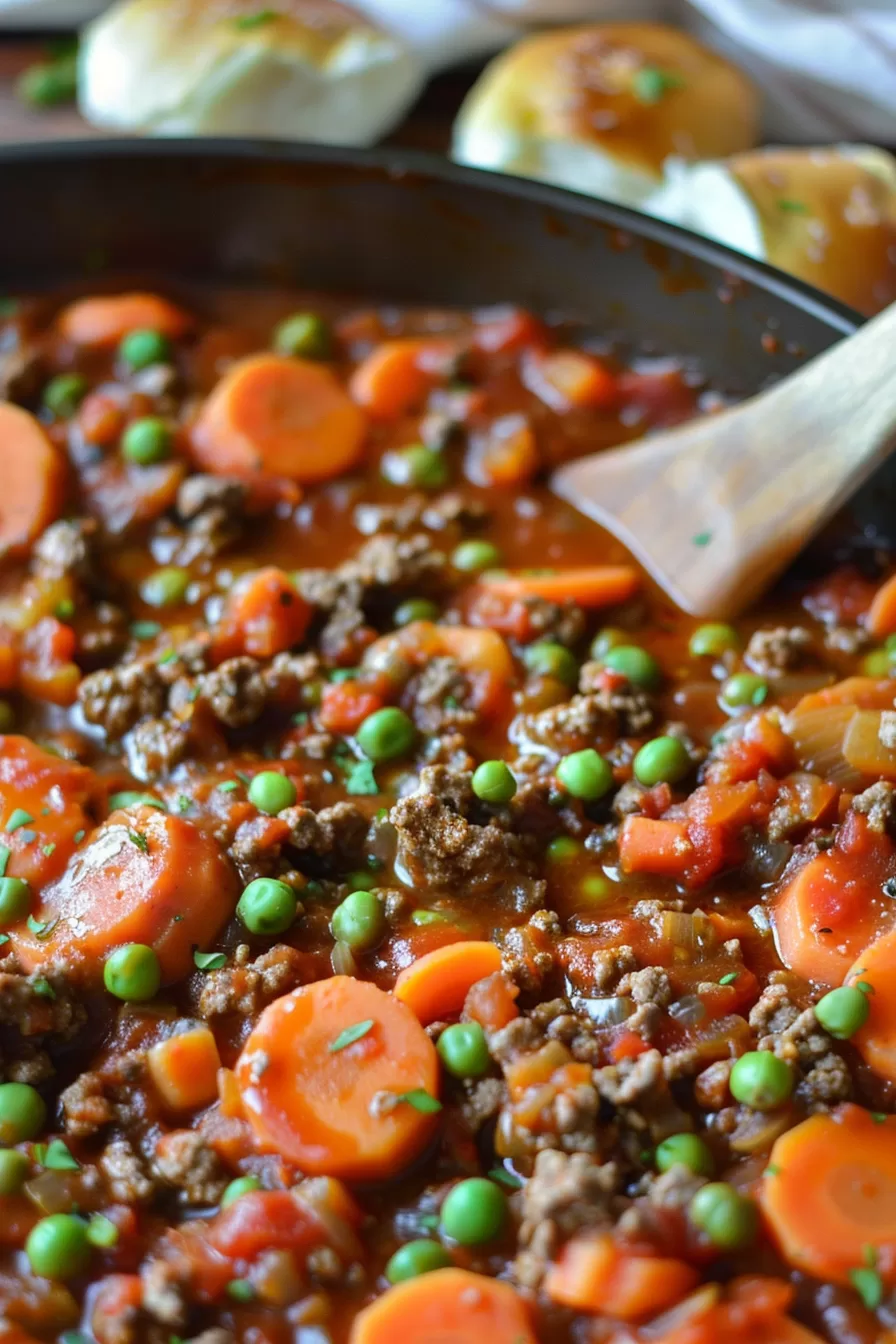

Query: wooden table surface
0,36,474,150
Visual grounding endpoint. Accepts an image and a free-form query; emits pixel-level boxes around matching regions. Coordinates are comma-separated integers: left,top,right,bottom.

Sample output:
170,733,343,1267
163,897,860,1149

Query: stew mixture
0,288,895,1344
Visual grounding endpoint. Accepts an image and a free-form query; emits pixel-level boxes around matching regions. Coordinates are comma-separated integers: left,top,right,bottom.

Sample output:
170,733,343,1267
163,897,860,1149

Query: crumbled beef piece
461,1077,505,1131
354,491,487,536
126,715,193,781
0,965,85,1040
594,1049,691,1143
881,712,896,750
591,946,639,995
751,984,851,1110
174,475,248,563
407,657,477,734
78,601,129,667
510,694,617,758
193,657,267,729
31,518,98,584
141,1257,189,1329
522,597,586,648
298,533,447,615
825,625,871,654
60,1072,115,1137
618,966,673,1008
101,1137,155,1204
744,626,813,676
612,780,650,818
390,766,537,891
501,910,560,992
618,1164,706,1240
418,730,476,773
1,1047,54,1085
197,943,305,1018
78,647,193,739
852,780,896,834
748,980,803,1038
152,1130,226,1206
514,1151,620,1289
0,342,43,404
260,650,321,702
283,801,368,868
229,815,288,884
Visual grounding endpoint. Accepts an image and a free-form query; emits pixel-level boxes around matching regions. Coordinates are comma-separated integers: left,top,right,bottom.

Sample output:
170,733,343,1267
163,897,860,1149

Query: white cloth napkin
3,0,895,144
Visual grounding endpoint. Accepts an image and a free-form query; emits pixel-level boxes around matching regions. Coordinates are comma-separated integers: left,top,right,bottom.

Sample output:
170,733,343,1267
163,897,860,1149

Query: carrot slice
475,566,639,609
348,339,452,420
12,805,238,985
848,929,896,1083
545,1234,699,1320
0,404,66,559
56,292,192,347
349,1267,537,1344
868,572,896,638
394,940,503,1026
212,566,312,661
790,676,896,714
236,976,439,1181
190,354,367,484
759,1104,896,1285
0,735,99,890
772,809,895,985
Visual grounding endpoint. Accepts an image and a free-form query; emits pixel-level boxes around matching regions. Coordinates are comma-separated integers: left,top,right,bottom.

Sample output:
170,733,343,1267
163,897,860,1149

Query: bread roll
79,0,423,143
649,146,896,316
452,23,759,209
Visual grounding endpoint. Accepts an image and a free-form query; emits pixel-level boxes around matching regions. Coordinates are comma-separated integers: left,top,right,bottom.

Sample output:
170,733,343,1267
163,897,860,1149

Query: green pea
689,623,741,658
556,748,614,801
356,707,416,763
721,673,769,711
0,1083,46,1144
886,635,896,654
579,874,612,902
140,566,190,608
385,1239,452,1284
121,416,173,466
220,1175,262,1208
688,1183,757,1251
25,1214,91,1281
108,792,165,812
590,627,627,661
729,1051,793,1111
602,645,661,690
394,598,440,628
440,1178,506,1246
345,869,377,892
0,1147,29,1195
814,985,871,1039
437,1022,490,1079
0,700,14,733
103,943,161,1003
633,736,692,787
450,540,503,574
0,876,31,926
273,312,331,360
655,1133,714,1177
17,56,77,108
863,650,895,677
523,642,578,687
331,890,386,951
248,771,297,816
119,328,171,371
546,836,582,863
381,444,448,491
471,760,517,804
237,878,299,936
43,373,88,419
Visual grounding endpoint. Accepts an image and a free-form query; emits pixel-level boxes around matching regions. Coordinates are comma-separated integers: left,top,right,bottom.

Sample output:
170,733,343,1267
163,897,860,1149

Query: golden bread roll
649,146,896,316
452,23,760,208
79,0,423,143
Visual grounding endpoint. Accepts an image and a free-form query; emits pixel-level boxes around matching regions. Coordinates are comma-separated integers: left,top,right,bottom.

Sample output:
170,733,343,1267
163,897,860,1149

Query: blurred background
0,0,894,315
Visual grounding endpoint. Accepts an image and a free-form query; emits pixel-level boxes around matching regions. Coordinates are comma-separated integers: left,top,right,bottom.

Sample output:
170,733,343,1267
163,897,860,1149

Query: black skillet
0,140,883,564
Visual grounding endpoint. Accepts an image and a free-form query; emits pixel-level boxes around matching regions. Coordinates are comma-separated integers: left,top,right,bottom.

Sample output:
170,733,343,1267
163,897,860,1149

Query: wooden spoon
551,301,896,618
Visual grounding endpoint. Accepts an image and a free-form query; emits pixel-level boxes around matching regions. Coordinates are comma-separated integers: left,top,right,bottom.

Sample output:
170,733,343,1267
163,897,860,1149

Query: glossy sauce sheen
0,288,894,1344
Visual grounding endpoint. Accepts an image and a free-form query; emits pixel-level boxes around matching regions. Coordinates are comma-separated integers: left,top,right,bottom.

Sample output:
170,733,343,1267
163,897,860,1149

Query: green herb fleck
233,9,277,28
6,809,34,833
226,1279,256,1302
329,1019,375,1053
719,972,738,986
194,950,227,971
0,934,9,947
765,1163,780,1177
692,531,712,548
42,843,56,858
54,598,75,621
158,649,178,665
41,1139,79,1171
329,668,359,683
863,1244,879,1268
488,1167,523,1190
0,845,9,878
396,1089,442,1114
778,198,810,214
217,780,240,793
633,65,684,103
128,829,149,853
73,829,85,844
872,1112,888,1124
292,711,309,726
32,977,55,998
130,621,161,641
857,980,875,994
176,795,191,814
850,1266,883,1310
344,759,379,797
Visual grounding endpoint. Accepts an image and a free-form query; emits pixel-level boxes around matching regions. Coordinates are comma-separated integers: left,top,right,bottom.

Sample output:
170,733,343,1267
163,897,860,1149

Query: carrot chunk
475,566,639,610
0,404,66,559
868,571,896,638
348,339,451,419
0,735,98,890
349,1267,537,1344
236,976,439,1181
191,354,367,483
56,292,192,346
12,805,238,985
148,1025,222,1111
545,1233,698,1319
759,1104,896,1285
394,941,503,1025
212,566,312,661
848,929,896,1083
523,348,619,411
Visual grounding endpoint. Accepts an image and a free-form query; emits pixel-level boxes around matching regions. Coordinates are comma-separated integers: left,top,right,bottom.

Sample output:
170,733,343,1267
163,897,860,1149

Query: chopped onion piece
843,709,896,779
783,703,864,787
575,995,635,1027
667,994,707,1027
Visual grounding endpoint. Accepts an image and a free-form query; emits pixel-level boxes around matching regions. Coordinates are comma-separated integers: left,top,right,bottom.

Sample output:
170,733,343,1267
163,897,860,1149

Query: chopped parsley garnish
329,668,359,683
73,829,85,844
217,780,240,793
871,1111,888,1124
130,621,161,641
765,1163,780,1177
234,9,277,28
329,1019,375,1053
158,649,178,665
632,66,684,103
850,1266,883,1310
128,829,149,853
778,198,810,213
176,795,191,813
718,972,738,986
194,950,227,971
396,1089,442,1114
37,1139,79,1171
42,843,56,858
292,711,309,726
227,1279,256,1302
54,598,75,621
32,976,55,998
691,531,712,548
5,808,34,833
344,759,379,796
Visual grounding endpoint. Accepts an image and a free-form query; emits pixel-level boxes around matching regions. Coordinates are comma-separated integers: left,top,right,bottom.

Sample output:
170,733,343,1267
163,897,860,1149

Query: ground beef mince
0,287,893,1344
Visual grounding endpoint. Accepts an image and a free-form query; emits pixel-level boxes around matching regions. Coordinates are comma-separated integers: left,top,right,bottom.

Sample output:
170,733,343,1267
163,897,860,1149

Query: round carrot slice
12,805,237,985
0,405,66,559
759,1104,896,1285
848,930,896,1084
0,735,98,890
56,292,192,347
236,976,439,1181
190,354,367,484
394,940,503,1026
349,1268,537,1344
